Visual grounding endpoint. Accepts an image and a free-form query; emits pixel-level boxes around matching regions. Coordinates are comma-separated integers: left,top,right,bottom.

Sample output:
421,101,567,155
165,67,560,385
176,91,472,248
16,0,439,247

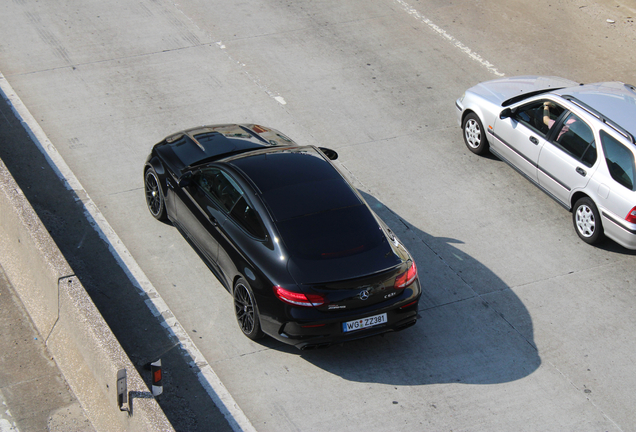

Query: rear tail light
273,285,326,307
394,261,418,289
626,206,636,224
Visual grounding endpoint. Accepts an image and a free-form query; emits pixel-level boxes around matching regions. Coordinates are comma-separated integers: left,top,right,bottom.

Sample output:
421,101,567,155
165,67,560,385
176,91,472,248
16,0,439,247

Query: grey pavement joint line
543,359,624,431
332,125,456,151
370,194,540,353
6,44,215,78
170,1,288,105
339,162,535,348
0,71,256,432
401,214,540,351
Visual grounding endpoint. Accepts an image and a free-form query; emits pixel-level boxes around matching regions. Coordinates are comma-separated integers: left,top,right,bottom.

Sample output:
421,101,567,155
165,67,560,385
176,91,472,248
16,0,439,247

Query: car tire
145,167,168,221
573,197,603,245
233,278,264,340
462,112,488,155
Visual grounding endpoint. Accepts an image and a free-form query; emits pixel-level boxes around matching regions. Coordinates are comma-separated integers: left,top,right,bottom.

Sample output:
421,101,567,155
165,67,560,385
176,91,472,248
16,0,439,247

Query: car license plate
342,313,387,333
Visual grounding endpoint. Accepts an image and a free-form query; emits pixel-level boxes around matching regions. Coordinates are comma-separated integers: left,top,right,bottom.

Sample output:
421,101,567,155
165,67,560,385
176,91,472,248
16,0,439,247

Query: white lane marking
171,4,288,106
213,38,288,105
0,399,18,432
0,419,18,432
393,0,505,77
212,38,288,105
0,72,256,432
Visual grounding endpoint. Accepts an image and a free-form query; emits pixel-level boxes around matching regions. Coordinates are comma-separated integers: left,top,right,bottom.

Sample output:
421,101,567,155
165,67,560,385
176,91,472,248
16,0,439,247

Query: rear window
276,205,383,260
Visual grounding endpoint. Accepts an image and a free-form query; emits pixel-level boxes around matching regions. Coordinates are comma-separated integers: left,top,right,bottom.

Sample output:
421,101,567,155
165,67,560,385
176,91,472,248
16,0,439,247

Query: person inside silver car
543,101,575,140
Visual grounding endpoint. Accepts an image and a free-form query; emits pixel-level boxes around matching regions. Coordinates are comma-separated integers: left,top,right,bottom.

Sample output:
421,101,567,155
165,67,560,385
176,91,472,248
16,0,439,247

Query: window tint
194,168,243,212
194,168,267,238
553,113,597,167
600,130,635,190
230,196,267,239
513,100,565,136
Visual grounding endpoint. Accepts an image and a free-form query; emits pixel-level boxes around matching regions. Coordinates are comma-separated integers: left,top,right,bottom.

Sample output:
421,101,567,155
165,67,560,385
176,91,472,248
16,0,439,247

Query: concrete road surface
1,0,636,430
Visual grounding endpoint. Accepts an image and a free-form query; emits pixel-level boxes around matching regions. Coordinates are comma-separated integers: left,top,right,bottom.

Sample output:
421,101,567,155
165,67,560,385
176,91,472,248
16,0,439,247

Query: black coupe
144,124,421,349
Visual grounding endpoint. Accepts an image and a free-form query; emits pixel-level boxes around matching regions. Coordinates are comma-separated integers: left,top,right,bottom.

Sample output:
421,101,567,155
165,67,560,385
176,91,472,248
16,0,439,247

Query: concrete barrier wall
0,161,66,341
0,158,174,432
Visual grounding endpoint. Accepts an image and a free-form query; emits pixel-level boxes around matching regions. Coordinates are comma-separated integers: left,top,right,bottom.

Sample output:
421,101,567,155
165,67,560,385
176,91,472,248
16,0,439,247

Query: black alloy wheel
145,168,167,221
233,278,263,340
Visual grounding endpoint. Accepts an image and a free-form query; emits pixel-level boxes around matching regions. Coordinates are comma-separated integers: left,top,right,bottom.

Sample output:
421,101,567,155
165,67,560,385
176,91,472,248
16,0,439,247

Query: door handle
206,215,218,226
529,136,539,145
576,167,587,177
205,206,218,226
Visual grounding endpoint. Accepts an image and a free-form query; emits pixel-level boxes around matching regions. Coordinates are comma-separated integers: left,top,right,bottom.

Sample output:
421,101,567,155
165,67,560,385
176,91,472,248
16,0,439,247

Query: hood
470,76,579,106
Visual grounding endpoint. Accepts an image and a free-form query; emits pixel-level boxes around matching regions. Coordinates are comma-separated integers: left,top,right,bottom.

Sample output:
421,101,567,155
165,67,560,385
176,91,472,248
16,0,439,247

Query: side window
194,168,243,212
230,196,267,239
513,100,565,136
600,130,635,190
194,168,267,238
552,113,597,167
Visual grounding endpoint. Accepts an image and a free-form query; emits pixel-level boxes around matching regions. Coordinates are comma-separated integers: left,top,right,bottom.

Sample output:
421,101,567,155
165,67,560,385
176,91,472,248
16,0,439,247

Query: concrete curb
0,158,173,431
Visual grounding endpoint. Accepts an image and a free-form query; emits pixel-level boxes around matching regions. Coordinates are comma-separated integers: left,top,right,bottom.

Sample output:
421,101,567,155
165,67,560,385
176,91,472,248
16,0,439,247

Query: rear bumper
260,280,421,349
291,310,418,350
602,212,636,250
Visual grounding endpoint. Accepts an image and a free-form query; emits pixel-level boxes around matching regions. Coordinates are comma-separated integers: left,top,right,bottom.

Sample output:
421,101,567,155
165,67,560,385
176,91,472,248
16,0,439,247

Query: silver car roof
554,82,636,141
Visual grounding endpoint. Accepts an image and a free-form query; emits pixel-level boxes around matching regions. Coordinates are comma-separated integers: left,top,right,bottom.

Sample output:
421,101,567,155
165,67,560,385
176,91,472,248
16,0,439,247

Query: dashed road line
393,0,505,77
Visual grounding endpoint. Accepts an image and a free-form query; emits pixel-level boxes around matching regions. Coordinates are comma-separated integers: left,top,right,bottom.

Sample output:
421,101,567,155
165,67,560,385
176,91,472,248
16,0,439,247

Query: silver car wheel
572,197,603,245
464,118,482,149
462,113,488,155
575,204,596,237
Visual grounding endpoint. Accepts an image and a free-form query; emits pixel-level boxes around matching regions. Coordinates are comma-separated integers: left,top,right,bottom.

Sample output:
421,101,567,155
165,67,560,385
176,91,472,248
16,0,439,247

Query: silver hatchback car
456,76,636,250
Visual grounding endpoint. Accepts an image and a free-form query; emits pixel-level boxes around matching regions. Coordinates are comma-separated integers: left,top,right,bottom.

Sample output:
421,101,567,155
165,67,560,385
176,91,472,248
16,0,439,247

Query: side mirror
500,108,513,119
319,147,338,160
178,171,193,188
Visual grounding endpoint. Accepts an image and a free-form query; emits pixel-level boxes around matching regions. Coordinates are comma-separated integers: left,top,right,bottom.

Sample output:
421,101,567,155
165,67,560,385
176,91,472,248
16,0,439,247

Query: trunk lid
301,261,409,311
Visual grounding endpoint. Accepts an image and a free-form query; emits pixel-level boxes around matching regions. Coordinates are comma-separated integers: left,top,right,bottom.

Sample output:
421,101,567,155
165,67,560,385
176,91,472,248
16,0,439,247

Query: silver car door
491,99,560,182
537,112,598,206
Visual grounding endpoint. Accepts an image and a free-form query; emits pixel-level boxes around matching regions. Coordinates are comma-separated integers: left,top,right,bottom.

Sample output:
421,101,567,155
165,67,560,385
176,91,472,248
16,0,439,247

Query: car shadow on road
590,236,636,255
297,192,541,386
